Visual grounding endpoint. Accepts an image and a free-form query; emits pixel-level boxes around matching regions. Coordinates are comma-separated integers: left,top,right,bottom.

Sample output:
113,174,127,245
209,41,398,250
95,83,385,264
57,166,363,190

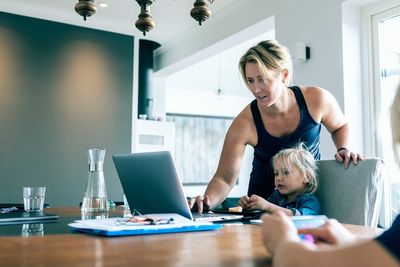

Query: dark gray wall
0,12,133,206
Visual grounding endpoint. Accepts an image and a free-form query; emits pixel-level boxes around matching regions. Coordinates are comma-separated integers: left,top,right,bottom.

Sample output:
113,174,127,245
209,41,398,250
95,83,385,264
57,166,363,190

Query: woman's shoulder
232,103,253,125
296,86,336,122
299,86,335,102
298,86,328,98
228,103,257,146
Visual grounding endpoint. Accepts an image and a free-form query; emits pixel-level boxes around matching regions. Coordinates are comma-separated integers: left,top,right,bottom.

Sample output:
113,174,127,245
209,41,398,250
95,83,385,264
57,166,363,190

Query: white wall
342,1,364,153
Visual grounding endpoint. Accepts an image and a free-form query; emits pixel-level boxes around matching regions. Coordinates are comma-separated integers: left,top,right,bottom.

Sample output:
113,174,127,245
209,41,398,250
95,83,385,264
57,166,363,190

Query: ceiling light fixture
135,0,155,36
75,0,215,35
190,0,212,26
74,0,97,21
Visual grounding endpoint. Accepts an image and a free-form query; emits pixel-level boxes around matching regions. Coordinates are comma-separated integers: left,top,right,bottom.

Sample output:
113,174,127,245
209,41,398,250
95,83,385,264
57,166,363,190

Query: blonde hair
391,83,400,164
271,143,318,194
239,40,293,88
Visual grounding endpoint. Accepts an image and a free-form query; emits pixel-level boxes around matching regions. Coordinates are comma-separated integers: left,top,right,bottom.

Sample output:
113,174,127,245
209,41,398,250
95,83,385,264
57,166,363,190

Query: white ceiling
0,0,236,45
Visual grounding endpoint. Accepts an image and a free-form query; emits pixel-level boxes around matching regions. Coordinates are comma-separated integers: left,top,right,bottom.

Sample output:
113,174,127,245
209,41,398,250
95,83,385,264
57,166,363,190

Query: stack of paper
69,213,223,236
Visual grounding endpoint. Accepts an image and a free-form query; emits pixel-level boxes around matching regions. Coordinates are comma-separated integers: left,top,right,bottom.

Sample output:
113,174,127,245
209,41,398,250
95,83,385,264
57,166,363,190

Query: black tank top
248,86,321,199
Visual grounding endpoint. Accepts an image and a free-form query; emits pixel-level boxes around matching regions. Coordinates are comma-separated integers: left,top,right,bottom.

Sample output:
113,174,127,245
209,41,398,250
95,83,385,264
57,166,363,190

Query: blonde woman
261,84,400,267
239,144,320,216
189,40,362,213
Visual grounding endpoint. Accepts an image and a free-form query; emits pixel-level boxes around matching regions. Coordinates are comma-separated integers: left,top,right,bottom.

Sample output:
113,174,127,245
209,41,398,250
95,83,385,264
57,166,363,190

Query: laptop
112,151,243,223
0,211,58,225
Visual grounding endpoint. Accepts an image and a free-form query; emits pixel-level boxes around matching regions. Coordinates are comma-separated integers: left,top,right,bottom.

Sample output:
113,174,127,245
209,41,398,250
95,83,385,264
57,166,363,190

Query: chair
315,158,384,227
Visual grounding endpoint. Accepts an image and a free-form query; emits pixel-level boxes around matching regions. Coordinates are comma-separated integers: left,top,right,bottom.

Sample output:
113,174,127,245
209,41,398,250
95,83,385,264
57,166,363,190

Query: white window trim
361,0,400,227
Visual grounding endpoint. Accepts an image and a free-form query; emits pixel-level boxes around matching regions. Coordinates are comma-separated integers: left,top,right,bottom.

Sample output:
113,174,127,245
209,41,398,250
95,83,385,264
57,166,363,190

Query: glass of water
21,223,44,237
23,187,46,212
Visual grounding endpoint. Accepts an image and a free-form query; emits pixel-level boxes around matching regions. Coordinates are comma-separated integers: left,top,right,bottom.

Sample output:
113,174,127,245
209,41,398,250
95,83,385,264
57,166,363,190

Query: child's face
273,160,308,200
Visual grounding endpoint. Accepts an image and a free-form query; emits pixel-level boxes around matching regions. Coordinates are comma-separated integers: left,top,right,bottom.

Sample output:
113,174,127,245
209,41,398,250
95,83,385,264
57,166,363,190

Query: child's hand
238,195,251,209
246,194,271,211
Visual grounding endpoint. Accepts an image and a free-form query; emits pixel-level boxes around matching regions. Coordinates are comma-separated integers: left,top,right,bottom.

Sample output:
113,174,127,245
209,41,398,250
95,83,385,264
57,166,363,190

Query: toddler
239,144,320,216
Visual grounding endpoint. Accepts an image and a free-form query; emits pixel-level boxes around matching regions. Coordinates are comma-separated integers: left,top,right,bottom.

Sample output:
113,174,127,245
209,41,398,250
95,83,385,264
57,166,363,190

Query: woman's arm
188,106,257,212
273,239,398,267
302,86,363,167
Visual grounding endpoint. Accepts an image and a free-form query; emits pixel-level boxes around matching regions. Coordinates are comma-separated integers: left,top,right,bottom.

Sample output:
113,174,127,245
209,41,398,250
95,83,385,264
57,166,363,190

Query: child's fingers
238,196,249,208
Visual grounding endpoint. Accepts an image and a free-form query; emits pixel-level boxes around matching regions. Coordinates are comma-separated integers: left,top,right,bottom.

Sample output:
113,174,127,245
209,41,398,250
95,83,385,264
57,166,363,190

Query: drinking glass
23,187,46,212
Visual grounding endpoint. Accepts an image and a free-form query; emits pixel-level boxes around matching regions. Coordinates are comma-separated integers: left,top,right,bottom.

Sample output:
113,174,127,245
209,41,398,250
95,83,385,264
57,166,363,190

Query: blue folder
68,214,223,237
71,223,222,237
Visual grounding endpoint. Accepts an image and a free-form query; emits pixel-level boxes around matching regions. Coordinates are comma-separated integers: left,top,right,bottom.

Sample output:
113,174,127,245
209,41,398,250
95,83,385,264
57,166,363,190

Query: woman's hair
239,40,293,88
271,143,318,194
391,83,400,164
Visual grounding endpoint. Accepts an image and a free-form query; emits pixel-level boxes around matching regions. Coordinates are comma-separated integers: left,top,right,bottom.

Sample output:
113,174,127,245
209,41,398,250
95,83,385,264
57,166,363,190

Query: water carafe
81,148,109,213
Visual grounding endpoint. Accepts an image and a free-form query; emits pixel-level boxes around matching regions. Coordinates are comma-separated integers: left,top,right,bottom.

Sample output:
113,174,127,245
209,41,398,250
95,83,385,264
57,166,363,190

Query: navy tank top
248,86,321,199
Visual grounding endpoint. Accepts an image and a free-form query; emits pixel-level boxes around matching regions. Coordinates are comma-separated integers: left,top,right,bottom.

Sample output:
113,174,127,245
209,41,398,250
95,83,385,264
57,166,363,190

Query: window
371,4,400,220
166,114,233,185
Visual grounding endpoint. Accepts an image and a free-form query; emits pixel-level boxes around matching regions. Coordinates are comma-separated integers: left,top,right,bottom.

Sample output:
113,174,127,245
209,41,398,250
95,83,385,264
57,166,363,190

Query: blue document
69,213,223,236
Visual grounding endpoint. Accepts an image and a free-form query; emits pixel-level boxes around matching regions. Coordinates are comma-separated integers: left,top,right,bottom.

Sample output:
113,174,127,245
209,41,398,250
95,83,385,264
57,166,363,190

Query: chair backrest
315,158,384,227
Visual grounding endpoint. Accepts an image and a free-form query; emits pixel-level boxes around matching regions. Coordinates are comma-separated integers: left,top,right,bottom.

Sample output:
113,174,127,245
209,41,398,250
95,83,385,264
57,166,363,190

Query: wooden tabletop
0,207,383,267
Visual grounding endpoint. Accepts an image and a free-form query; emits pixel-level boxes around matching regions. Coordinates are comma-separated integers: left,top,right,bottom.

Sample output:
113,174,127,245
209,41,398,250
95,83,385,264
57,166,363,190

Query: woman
260,83,400,267
189,40,362,212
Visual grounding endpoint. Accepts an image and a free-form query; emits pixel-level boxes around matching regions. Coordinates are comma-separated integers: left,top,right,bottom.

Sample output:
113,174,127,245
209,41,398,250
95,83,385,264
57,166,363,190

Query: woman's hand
188,195,211,213
334,148,364,168
261,211,300,254
298,219,356,245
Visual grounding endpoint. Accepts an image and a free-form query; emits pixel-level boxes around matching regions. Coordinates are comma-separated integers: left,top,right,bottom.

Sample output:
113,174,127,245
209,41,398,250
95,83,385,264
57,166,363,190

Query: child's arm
294,195,321,216
246,195,296,216
265,203,296,216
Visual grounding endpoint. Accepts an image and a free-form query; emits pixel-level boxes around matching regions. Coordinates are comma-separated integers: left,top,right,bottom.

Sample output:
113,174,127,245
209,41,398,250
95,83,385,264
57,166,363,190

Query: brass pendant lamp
75,0,215,35
135,0,155,36
75,0,97,21
190,0,212,26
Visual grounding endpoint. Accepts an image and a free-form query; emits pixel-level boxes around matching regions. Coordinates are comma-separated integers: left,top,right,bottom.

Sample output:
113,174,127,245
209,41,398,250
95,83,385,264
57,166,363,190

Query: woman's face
244,62,284,107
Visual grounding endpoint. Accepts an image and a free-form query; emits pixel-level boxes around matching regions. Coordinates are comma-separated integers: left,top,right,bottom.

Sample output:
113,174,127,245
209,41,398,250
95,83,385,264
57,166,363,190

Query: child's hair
271,143,318,194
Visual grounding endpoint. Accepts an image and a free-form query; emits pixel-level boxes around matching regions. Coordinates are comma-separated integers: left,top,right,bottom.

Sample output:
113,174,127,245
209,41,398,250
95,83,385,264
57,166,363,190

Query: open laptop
112,151,243,223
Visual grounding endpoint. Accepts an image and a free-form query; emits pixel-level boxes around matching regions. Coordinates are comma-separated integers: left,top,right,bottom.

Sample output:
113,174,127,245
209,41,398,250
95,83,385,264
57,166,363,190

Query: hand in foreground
188,195,211,213
298,219,356,246
334,149,364,168
261,211,300,255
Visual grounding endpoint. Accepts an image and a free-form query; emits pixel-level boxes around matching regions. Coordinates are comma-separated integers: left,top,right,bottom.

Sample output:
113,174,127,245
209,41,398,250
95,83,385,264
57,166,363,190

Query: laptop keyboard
192,212,243,223
192,212,229,218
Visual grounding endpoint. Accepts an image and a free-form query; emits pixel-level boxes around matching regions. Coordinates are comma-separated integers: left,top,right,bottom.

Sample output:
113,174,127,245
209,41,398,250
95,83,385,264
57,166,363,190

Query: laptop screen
112,151,194,220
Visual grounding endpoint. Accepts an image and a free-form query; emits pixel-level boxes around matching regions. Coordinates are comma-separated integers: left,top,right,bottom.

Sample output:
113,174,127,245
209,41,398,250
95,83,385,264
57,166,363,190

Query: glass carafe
81,148,109,213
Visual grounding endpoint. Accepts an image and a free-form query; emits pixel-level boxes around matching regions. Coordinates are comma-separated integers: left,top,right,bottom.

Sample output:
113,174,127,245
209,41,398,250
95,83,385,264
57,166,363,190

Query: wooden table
0,207,383,267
